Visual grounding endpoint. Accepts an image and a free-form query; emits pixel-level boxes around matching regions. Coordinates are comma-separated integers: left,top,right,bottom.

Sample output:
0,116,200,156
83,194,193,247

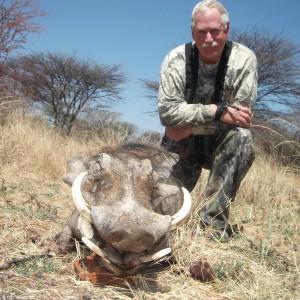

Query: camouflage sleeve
227,42,258,110
158,44,215,127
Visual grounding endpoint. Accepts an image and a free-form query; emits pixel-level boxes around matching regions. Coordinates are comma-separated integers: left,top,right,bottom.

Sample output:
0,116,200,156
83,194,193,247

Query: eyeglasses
195,29,223,37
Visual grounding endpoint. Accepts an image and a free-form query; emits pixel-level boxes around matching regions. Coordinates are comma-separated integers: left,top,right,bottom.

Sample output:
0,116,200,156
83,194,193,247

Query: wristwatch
214,104,225,120
214,102,241,120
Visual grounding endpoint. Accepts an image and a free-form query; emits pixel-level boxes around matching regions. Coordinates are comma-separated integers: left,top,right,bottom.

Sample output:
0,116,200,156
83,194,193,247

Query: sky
19,0,300,133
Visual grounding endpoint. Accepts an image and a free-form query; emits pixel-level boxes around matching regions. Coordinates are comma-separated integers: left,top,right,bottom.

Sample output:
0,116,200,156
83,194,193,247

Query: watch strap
215,104,224,120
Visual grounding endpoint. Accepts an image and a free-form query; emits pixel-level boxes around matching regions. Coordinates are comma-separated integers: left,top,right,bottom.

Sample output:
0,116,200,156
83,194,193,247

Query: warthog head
55,143,192,275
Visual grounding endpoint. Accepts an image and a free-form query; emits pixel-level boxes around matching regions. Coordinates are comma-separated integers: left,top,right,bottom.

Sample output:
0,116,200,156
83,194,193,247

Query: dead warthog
55,143,192,276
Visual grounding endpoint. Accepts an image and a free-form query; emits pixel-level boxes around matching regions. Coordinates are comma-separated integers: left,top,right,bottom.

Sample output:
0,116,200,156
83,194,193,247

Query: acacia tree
139,78,159,116
0,0,45,64
0,0,45,117
78,110,139,142
7,52,126,133
230,26,300,115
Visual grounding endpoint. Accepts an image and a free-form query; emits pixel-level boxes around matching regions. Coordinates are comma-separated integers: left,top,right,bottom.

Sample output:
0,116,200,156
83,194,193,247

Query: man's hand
166,127,193,141
166,104,252,142
214,104,253,128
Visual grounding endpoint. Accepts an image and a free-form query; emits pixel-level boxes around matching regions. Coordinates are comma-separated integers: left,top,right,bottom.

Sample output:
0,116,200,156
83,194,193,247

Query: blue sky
20,1,300,133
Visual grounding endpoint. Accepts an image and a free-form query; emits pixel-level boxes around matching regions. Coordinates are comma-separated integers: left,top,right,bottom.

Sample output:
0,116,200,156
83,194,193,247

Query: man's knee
218,127,255,162
236,128,255,161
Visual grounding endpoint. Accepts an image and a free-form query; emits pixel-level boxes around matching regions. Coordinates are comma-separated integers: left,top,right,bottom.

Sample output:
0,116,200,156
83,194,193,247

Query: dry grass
0,111,299,300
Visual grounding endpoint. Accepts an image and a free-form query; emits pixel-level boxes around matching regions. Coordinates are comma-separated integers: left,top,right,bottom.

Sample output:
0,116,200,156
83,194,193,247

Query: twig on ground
0,249,54,270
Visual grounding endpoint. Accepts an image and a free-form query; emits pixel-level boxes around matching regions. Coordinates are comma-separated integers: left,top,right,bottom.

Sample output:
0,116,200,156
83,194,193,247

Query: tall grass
0,111,299,300
0,110,122,182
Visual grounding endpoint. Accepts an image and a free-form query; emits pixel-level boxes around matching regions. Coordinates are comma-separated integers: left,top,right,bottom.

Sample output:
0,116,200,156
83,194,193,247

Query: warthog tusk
82,236,108,259
72,172,93,223
82,237,123,276
139,247,172,263
170,187,192,229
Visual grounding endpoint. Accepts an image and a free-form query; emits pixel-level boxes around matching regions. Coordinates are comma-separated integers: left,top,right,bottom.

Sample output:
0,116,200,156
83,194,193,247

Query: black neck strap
185,41,232,104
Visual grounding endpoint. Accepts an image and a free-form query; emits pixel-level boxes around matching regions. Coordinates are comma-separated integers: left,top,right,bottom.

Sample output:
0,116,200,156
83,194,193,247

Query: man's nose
204,32,213,42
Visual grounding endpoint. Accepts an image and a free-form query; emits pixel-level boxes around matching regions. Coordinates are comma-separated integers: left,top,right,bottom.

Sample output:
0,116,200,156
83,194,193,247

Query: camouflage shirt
158,41,258,135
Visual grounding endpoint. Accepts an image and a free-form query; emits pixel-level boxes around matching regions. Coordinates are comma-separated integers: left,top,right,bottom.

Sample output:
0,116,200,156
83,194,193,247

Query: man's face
192,7,229,64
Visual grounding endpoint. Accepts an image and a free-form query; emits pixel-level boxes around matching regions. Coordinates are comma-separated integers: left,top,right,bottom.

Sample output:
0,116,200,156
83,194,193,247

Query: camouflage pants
161,127,255,229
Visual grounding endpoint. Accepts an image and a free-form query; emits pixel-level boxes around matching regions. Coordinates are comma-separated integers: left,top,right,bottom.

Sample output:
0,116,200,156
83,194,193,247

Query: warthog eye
98,176,113,191
91,173,114,197
85,171,113,194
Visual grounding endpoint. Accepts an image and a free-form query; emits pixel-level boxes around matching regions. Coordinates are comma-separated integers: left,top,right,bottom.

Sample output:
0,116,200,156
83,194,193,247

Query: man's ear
191,27,196,41
225,22,230,35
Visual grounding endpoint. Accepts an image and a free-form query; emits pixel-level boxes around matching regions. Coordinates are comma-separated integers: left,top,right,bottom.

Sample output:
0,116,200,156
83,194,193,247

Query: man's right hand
213,104,253,128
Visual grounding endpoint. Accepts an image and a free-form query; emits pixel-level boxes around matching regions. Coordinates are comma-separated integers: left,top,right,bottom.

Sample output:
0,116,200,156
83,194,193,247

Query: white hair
191,0,230,30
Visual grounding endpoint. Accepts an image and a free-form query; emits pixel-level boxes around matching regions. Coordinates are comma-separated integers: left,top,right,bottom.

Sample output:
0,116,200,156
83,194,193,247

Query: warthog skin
55,143,189,274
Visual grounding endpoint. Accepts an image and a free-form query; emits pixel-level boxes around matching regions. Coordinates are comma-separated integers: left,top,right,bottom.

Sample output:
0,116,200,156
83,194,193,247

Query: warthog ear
62,154,93,186
152,153,179,181
62,173,77,186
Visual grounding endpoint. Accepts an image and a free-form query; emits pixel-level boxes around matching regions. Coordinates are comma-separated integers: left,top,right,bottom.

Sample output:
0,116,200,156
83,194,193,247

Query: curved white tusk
170,187,192,229
82,236,108,259
139,247,172,263
82,237,123,276
72,172,93,223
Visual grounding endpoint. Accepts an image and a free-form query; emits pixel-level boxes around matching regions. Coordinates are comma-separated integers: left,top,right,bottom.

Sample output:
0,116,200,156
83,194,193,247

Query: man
158,0,257,240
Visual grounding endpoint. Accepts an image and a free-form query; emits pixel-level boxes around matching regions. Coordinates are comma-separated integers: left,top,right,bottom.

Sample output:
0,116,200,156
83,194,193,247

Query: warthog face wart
55,143,192,275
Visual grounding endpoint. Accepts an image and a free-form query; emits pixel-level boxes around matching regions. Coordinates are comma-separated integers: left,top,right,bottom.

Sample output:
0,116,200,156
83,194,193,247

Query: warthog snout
91,205,173,253
107,227,155,253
